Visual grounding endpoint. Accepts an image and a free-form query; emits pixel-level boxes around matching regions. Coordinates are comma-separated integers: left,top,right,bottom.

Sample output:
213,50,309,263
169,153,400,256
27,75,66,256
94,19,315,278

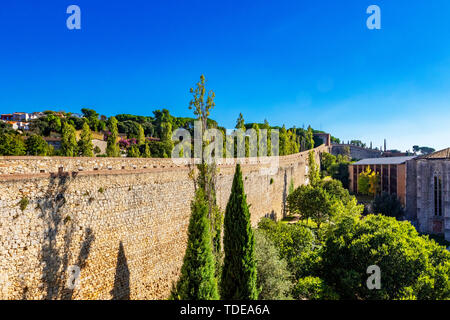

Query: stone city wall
0,145,328,300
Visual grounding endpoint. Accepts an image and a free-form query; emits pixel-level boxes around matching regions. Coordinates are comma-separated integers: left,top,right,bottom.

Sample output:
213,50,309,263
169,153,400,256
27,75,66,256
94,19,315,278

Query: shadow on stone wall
110,241,130,300
38,173,95,300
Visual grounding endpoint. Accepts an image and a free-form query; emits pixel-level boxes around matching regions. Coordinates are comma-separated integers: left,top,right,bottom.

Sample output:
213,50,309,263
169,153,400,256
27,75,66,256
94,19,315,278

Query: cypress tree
106,116,120,157
78,121,93,157
61,122,77,157
171,188,219,300
221,164,258,300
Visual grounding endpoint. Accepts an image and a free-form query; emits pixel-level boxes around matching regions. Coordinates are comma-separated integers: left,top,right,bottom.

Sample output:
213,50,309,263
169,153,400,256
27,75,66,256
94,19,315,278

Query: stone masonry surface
0,145,328,300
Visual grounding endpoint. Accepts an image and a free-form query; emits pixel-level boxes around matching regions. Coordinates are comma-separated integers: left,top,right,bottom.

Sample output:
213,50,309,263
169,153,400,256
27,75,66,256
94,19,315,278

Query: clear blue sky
1,0,449,151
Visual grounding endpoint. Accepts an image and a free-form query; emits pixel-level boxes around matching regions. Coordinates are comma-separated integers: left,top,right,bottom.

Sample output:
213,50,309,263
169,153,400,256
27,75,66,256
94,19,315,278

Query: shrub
372,192,404,218
321,214,450,300
26,135,49,156
254,229,293,300
258,218,319,279
293,276,339,300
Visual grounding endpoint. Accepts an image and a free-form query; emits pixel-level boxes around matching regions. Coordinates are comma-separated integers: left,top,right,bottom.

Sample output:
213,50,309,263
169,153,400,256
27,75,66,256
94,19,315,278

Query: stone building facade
405,148,450,241
349,148,449,241
0,145,328,300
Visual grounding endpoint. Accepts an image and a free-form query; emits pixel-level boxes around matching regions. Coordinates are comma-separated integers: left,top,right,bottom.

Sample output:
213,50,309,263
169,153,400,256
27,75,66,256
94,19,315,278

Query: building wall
413,159,450,240
0,145,328,300
397,163,407,206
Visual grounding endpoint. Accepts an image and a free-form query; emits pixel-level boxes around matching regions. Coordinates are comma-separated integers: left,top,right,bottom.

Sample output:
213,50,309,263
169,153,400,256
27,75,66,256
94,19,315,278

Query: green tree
0,133,26,156
142,143,151,158
254,229,293,300
279,125,288,156
321,214,450,300
221,164,258,299
235,113,245,130
170,188,219,300
137,124,145,146
26,135,49,156
189,75,223,274
372,192,404,218
78,122,93,157
261,119,271,156
308,151,320,186
127,145,140,158
320,152,336,175
61,122,77,157
106,116,120,157
305,125,315,150
258,218,319,279
358,166,379,196
293,276,338,300
287,185,333,229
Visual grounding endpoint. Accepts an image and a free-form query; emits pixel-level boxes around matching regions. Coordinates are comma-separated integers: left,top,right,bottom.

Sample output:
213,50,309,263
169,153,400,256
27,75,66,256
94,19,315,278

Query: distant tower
384,139,387,152
370,142,373,149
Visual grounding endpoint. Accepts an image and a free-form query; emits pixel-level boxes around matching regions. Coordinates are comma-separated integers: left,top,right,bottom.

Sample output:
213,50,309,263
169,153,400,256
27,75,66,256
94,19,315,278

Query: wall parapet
0,145,329,176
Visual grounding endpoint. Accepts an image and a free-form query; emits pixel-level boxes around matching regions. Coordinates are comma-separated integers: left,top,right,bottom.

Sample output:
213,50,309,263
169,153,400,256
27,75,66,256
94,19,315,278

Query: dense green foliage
78,122,93,157
26,135,51,156
254,229,293,300
293,276,338,300
321,214,450,300
258,219,319,279
170,188,219,300
0,133,26,156
320,152,351,188
372,192,404,218
221,164,258,300
106,116,120,157
61,122,77,157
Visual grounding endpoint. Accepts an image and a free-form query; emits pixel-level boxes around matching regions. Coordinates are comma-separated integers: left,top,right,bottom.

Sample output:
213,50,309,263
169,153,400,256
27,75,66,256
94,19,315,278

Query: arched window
434,175,443,217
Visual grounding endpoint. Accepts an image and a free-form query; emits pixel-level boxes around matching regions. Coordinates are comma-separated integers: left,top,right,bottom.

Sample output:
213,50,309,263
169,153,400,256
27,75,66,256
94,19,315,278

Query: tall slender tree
137,124,145,146
170,188,219,300
78,121,93,157
221,164,258,300
308,150,320,186
61,122,77,157
106,116,120,157
189,75,223,272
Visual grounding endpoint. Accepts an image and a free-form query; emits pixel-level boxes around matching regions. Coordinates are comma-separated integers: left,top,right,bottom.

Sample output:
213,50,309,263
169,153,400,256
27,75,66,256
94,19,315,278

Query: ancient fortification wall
0,145,328,300
331,144,382,160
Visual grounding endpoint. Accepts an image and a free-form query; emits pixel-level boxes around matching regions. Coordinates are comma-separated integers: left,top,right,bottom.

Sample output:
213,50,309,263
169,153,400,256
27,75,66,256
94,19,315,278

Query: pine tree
106,116,120,157
78,121,93,157
171,188,219,300
221,164,258,300
61,122,77,157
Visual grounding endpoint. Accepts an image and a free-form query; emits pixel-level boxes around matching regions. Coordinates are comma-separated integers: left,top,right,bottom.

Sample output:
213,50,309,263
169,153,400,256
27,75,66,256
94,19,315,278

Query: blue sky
1,0,449,151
